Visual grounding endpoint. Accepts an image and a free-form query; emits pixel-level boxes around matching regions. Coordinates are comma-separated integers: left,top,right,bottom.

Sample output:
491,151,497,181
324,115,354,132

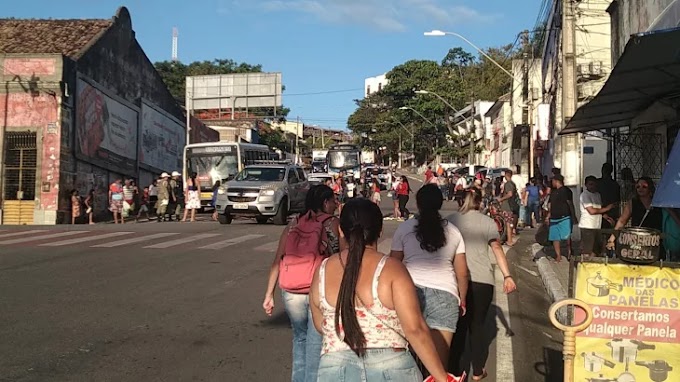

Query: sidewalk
531,232,574,321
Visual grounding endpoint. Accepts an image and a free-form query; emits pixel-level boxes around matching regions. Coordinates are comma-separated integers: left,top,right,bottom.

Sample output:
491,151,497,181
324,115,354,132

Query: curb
532,244,568,322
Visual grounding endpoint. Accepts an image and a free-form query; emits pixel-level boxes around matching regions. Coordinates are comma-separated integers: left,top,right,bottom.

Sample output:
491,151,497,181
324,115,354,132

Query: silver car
215,164,309,225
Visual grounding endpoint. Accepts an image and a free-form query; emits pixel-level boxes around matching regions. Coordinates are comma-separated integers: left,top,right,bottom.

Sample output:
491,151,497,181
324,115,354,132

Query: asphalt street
0,176,564,382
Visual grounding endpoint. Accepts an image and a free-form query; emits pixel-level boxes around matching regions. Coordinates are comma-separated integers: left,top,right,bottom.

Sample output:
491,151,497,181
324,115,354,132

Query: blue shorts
415,286,459,333
549,216,572,241
318,349,422,382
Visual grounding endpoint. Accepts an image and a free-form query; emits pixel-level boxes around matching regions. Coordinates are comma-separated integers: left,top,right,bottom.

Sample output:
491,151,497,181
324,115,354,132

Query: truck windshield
235,167,286,182
328,152,360,169
187,154,238,187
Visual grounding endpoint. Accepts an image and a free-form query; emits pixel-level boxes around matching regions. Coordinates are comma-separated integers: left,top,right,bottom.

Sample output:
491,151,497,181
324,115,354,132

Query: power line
284,88,363,96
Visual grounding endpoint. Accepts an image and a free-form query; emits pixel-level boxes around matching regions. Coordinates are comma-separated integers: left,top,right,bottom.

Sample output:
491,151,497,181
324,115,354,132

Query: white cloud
241,0,494,32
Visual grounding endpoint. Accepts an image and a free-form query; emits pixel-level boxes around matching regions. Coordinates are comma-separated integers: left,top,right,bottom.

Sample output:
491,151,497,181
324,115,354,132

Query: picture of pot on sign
606,338,656,364
636,360,673,382
587,272,624,297
582,352,616,373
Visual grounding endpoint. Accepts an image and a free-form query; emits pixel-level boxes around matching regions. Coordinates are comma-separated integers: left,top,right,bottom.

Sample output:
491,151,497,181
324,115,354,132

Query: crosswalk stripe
91,232,180,248
40,232,134,247
253,240,279,252
199,234,265,250
143,233,221,249
0,231,88,245
0,230,49,239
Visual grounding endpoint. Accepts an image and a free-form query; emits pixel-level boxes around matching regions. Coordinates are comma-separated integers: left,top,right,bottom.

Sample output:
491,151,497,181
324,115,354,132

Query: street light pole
414,90,461,114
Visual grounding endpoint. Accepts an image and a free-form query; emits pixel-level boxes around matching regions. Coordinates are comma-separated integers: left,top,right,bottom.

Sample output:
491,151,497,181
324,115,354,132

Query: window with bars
3,132,37,201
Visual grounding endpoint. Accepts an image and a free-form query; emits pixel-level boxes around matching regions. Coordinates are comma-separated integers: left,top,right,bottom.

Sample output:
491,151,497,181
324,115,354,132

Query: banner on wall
140,101,185,173
75,76,138,174
573,262,679,382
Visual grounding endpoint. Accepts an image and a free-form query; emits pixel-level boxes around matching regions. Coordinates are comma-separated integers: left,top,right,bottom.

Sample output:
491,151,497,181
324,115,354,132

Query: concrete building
561,0,680,183
269,120,303,138
484,93,512,168
451,100,494,166
364,73,388,97
541,0,613,188
0,7,188,224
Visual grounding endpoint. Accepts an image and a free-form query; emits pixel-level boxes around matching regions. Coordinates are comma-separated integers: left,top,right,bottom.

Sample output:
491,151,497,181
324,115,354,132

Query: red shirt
397,182,409,196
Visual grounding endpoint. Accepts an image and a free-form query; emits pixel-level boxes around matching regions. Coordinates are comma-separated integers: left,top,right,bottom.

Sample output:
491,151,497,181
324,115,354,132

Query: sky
6,0,544,130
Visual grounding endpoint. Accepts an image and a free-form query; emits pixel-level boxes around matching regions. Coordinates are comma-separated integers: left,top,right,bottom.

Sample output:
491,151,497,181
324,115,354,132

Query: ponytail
335,224,366,357
335,198,383,357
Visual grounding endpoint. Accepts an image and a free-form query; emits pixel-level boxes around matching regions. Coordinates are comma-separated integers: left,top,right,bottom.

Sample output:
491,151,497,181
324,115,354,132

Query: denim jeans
281,290,322,382
318,349,422,382
525,200,540,227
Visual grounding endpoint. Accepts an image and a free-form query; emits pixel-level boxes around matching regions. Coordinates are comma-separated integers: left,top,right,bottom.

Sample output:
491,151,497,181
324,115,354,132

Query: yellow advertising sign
574,262,680,382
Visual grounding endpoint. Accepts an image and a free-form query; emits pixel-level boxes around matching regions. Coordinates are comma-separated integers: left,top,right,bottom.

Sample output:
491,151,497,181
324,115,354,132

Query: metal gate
2,132,37,225
614,133,665,182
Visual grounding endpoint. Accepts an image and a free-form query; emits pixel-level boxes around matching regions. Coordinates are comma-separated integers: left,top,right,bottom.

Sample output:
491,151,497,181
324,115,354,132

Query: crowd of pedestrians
263,174,517,381
68,170,206,225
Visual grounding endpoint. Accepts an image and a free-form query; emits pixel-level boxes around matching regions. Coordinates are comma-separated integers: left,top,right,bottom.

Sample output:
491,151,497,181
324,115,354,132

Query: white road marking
516,264,539,277
0,230,48,239
253,240,279,252
40,232,134,247
495,267,515,381
377,238,392,254
143,233,221,249
91,233,180,248
0,231,88,245
199,234,265,250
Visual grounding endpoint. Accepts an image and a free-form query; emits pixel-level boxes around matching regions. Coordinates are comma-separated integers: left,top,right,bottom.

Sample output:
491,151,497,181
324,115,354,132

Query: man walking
547,175,577,262
156,173,171,222
170,171,184,221
498,169,520,245
597,163,621,229
579,176,615,257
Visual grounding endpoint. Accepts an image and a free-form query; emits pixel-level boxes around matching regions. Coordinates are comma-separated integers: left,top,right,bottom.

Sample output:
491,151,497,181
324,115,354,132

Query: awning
560,27,680,135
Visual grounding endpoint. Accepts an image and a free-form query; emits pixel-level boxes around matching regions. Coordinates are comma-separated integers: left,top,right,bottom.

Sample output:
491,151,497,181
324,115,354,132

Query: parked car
477,167,512,180
215,163,309,225
307,172,333,186
450,165,487,177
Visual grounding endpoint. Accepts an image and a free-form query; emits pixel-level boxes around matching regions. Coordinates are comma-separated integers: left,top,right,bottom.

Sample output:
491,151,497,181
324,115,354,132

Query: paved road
0,177,564,382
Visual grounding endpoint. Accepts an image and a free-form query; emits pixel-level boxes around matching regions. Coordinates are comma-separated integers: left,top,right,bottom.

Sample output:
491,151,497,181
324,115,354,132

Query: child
136,187,151,222
71,190,81,224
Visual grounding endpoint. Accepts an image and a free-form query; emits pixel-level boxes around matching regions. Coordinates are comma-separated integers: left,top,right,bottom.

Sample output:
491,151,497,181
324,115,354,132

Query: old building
0,7,190,224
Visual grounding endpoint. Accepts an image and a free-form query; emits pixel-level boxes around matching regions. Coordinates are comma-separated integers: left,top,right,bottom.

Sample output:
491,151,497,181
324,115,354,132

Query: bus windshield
186,154,239,186
328,151,360,169
235,167,286,182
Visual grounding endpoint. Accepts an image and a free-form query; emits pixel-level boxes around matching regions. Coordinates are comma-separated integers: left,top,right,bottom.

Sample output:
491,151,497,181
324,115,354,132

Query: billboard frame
139,99,186,174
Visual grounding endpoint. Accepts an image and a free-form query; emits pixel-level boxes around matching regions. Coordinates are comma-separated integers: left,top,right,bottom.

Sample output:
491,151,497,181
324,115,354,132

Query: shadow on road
534,347,564,382
259,311,290,328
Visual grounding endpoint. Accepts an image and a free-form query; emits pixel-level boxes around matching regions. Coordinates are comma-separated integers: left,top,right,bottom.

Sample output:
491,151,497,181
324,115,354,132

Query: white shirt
391,219,466,302
579,190,603,229
456,177,468,189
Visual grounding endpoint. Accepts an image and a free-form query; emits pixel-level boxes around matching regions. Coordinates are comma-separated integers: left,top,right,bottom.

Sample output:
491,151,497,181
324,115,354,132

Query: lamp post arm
445,32,514,79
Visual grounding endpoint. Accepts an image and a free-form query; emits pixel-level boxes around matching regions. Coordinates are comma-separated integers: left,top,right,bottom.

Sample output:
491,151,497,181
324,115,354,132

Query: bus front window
328,152,360,169
187,154,239,187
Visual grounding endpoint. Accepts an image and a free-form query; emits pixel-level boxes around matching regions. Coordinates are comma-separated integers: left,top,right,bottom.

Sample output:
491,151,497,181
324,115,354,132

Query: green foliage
347,42,517,164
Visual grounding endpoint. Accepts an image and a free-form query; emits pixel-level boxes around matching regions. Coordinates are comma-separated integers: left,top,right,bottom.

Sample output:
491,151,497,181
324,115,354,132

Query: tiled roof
0,19,112,58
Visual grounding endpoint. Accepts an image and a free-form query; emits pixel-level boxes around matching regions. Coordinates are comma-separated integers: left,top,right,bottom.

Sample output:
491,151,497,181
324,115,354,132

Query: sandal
472,369,488,381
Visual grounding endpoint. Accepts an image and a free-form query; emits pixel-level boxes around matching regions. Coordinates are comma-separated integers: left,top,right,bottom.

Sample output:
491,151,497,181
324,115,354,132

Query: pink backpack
279,212,333,293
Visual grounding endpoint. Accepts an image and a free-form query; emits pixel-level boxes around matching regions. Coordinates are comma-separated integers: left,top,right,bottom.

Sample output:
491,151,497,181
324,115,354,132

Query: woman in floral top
310,198,449,382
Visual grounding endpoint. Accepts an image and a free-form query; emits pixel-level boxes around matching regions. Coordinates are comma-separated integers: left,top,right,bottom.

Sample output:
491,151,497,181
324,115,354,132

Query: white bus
183,142,271,206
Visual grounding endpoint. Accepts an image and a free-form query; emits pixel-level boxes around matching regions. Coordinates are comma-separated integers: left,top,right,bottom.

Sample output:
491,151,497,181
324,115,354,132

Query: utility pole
521,29,533,180
296,116,300,164
562,0,580,191
469,97,475,175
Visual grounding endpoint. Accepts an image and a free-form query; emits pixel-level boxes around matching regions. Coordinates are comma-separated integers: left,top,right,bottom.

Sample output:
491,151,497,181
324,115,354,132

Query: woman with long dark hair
396,175,411,221
448,188,516,380
390,184,469,368
263,185,343,382
310,198,449,381
607,177,663,249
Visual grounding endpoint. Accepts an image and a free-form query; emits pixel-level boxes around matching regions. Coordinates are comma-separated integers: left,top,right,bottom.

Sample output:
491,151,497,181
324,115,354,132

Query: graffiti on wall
40,122,60,210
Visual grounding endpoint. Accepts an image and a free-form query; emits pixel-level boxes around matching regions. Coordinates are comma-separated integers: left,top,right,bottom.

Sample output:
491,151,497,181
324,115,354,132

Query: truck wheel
273,198,288,226
256,217,269,224
218,212,233,225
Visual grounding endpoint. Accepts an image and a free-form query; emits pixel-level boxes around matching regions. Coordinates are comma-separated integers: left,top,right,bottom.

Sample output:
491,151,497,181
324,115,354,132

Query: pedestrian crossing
0,229,279,252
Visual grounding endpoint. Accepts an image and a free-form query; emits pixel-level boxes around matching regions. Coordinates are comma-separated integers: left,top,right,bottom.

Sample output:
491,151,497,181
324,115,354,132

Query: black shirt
597,176,621,218
550,186,572,219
